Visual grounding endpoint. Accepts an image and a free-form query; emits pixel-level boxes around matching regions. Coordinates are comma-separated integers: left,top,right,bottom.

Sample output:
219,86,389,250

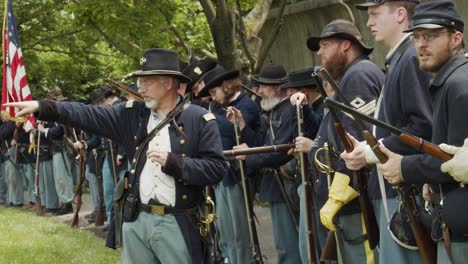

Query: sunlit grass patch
0,206,120,264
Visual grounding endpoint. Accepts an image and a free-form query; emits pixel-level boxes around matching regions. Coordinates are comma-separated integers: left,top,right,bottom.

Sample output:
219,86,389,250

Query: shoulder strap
385,38,412,74
128,101,188,184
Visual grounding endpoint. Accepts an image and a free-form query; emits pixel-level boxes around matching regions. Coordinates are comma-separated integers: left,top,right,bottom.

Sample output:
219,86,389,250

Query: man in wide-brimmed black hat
233,62,302,263
5,48,227,264
341,1,433,263
304,19,384,264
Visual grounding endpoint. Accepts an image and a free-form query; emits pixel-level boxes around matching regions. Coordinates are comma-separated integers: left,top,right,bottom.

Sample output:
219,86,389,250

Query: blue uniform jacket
401,53,468,187
36,99,226,263
213,92,260,186
310,56,384,215
370,41,433,200
243,98,296,202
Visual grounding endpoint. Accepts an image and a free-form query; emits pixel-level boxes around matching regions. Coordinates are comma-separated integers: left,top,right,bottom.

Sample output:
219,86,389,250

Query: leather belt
138,203,198,216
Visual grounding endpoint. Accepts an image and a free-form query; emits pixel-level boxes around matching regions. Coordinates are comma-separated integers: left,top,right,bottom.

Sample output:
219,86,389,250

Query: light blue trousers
52,151,73,204
122,212,190,264
19,163,34,203
437,240,468,264
0,163,7,203
5,160,23,205
85,166,99,211
214,183,251,264
270,201,301,264
373,198,423,264
39,160,59,209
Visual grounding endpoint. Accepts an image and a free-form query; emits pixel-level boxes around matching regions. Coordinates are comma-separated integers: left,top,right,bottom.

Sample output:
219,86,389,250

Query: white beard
145,99,159,110
260,95,280,111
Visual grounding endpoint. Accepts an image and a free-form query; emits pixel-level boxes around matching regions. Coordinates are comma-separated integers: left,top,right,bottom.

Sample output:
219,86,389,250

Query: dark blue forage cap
404,0,464,33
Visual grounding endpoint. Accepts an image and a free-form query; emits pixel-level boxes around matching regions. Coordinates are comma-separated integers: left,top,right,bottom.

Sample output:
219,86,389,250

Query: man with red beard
305,19,383,263
377,1,468,262
341,1,433,263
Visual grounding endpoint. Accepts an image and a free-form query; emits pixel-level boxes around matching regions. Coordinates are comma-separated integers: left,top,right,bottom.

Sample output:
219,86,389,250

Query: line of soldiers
4,0,468,263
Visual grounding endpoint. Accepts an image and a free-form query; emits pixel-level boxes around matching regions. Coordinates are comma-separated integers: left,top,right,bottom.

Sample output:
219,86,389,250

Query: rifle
98,73,144,101
34,128,44,216
313,71,379,250
223,143,295,157
108,140,118,184
295,99,319,264
324,99,452,162
94,151,105,226
71,131,87,227
233,115,264,263
323,93,437,263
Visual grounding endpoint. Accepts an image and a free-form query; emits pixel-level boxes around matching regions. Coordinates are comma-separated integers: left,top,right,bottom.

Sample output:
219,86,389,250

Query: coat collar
431,53,468,88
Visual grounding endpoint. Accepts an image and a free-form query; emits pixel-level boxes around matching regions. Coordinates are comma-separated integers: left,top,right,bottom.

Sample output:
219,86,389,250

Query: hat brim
280,80,317,89
307,33,373,55
198,70,240,97
355,2,383,10
251,75,288,85
54,96,68,101
403,24,444,33
129,70,192,83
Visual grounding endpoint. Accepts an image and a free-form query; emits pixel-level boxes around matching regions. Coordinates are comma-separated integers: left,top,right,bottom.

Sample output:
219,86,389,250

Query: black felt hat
89,87,113,105
280,68,318,89
355,0,419,10
403,0,464,33
198,64,239,97
183,59,218,92
307,19,373,55
128,48,191,83
252,64,288,85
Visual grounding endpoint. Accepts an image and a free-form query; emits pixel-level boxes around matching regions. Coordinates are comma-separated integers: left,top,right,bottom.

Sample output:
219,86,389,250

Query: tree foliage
0,0,286,100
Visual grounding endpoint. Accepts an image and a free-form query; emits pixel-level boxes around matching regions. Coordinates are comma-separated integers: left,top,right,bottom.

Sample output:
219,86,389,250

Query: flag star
8,12,11,17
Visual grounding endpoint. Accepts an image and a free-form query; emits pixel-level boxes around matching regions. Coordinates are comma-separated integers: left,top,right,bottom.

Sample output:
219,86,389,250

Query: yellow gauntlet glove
320,172,359,230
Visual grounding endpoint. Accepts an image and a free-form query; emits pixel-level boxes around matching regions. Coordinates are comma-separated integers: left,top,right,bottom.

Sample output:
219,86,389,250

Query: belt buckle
150,205,165,215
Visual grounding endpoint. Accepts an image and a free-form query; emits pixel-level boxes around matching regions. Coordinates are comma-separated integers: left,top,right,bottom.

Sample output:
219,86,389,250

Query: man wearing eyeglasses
341,0,433,263
377,1,468,262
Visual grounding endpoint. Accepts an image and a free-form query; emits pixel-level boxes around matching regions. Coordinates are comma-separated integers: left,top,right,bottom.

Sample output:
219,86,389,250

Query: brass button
181,153,186,157
180,139,185,145
136,146,139,150
182,195,188,200
180,127,184,131
134,136,137,140
130,169,135,174
132,158,136,164
129,184,132,188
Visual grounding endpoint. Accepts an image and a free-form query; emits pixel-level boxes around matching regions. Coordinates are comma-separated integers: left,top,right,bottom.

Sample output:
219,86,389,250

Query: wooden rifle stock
72,132,86,227
34,129,44,216
223,143,294,157
321,232,337,261
98,73,144,101
335,124,379,250
399,134,452,162
94,152,105,226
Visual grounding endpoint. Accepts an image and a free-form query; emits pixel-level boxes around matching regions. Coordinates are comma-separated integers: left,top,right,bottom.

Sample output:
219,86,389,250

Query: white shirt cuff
365,144,380,164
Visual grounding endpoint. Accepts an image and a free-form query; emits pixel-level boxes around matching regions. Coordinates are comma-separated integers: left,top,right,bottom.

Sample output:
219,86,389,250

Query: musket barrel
223,143,295,156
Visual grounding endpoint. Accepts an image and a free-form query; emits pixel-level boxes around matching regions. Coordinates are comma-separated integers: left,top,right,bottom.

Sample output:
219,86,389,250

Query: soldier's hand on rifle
440,138,468,183
376,145,403,185
233,143,248,160
3,101,39,117
147,149,168,166
290,92,306,106
340,133,368,170
226,107,245,130
11,139,17,146
422,183,432,203
37,123,45,133
116,155,124,166
293,136,312,154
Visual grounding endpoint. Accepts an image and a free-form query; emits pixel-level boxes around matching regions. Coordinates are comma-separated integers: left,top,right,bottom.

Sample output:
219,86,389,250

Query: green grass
0,206,120,264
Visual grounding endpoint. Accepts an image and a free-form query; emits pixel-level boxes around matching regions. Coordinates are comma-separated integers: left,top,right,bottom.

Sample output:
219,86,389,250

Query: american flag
2,0,35,131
